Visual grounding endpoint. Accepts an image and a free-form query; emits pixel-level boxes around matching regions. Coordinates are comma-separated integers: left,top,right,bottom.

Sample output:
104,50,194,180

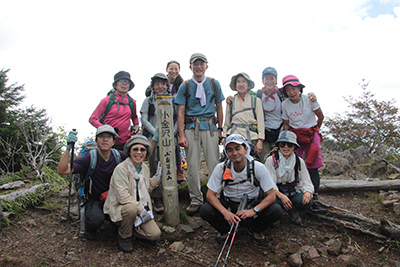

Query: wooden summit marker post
156,95,180,227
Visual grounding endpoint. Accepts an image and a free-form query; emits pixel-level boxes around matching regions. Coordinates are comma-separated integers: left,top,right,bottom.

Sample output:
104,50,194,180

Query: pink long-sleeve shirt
89,92,139,146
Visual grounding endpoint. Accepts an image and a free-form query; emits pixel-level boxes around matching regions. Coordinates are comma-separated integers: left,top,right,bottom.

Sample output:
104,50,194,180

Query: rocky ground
2,155,400,266
1,187,400,266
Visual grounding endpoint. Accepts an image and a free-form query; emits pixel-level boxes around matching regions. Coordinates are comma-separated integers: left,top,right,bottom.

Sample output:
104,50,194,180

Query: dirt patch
1,159,400,266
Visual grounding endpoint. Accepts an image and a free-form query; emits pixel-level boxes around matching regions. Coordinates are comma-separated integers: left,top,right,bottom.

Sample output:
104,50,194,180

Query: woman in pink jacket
89,71,139,150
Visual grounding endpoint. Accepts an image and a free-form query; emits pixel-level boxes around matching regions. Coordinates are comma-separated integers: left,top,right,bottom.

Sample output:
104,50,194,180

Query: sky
1,0,400,142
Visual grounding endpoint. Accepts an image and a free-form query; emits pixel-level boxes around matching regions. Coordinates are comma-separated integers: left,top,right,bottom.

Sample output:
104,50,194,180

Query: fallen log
0,183,49,202
309,200,400,240
319,179,400,193
0,181,25,190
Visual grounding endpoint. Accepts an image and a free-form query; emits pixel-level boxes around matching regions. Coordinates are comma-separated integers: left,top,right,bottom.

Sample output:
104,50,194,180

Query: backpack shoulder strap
221,159,231,195
247,159,259,188
257,89,262,99
127,94,135,119
99,93,116,124
208,77,217,104
277,89,286,103
184,80,191,112
230,94,257,121
87,150,97,178
110,148,122,164
271,150,280,169
83,149,98,195
251,94,257,120
229,95,236,122
294,153,301,184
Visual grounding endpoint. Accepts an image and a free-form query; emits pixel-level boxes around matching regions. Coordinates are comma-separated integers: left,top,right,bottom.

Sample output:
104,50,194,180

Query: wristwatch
253,206,260,214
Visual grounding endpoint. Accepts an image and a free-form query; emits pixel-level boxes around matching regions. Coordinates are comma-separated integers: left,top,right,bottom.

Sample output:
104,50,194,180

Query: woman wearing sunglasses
281,75,324,199
104,135,161,253
265,131,314,225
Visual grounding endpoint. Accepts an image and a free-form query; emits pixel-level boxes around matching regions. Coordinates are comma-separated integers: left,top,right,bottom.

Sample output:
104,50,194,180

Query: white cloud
1,0,400,140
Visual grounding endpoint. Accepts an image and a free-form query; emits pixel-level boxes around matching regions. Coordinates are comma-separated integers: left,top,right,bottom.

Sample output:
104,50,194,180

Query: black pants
308,168,320,194
200,198,282,234
112,144,125,151
85,195,106,232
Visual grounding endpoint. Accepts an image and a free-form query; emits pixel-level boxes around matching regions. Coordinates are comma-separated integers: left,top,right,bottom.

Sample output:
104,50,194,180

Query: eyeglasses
119,79,130,83
279,142,294,148
131,147,147,152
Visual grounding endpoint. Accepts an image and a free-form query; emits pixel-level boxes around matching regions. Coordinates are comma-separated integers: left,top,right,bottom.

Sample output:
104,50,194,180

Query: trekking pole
214,222,235,267
65,129,76,255
222,194,248,267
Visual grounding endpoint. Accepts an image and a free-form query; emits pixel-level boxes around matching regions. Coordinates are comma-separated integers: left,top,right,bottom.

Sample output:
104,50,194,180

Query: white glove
134,209,154,227
155,162,162,181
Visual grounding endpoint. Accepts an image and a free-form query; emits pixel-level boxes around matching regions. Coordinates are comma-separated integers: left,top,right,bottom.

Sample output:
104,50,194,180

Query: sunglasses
279,142,295,148
119,79,130,83
131,147,147,152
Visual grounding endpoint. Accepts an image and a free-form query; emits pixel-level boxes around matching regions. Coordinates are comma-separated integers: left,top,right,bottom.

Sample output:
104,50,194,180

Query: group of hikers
57,52,324,253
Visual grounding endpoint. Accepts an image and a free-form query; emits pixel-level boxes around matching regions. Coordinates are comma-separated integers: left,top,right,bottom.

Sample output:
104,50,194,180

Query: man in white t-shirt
199,134,282,246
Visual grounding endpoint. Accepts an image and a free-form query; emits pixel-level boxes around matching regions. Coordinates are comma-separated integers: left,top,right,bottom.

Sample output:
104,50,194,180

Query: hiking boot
85,230,97,241
216,232,228,243
118,235,133,253
246,227,265,246
312,193,319,200
177,169,187,185
185,204,201,215
288,207,302,225
153,198,164,214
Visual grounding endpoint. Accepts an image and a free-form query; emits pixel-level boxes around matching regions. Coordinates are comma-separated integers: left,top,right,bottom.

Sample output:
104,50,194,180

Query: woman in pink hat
281,75,324,199
225,68,317,162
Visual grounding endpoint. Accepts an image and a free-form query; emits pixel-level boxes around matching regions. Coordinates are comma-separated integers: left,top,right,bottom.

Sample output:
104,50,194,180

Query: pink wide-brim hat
280,74,305,89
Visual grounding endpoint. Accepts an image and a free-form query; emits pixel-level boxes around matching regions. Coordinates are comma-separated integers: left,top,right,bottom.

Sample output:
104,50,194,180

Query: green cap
229,72,255,91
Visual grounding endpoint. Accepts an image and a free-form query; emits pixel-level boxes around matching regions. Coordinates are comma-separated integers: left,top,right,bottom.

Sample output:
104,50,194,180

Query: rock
389,173,400,180
287,253,302,267
321,139,342,153
169,241,184,252
177,224,194,234
391,161,400,168
69,206,79,217
393,203,400,215
190,221,203,230
59,189,75,198
327,240,343,256
379,190,389,199
65,254,79,261
184,247,194,254
387,193,400,201
351,146,370,165
308,246,320,259
370,157,390,178
321,156,352,176
162,226,176,234
25,219,37,227
157,248,166,255
337,254,352,262
383,199,398,207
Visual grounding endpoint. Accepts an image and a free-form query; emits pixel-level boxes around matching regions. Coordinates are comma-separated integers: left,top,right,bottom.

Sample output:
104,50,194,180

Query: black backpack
220,143,263,198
